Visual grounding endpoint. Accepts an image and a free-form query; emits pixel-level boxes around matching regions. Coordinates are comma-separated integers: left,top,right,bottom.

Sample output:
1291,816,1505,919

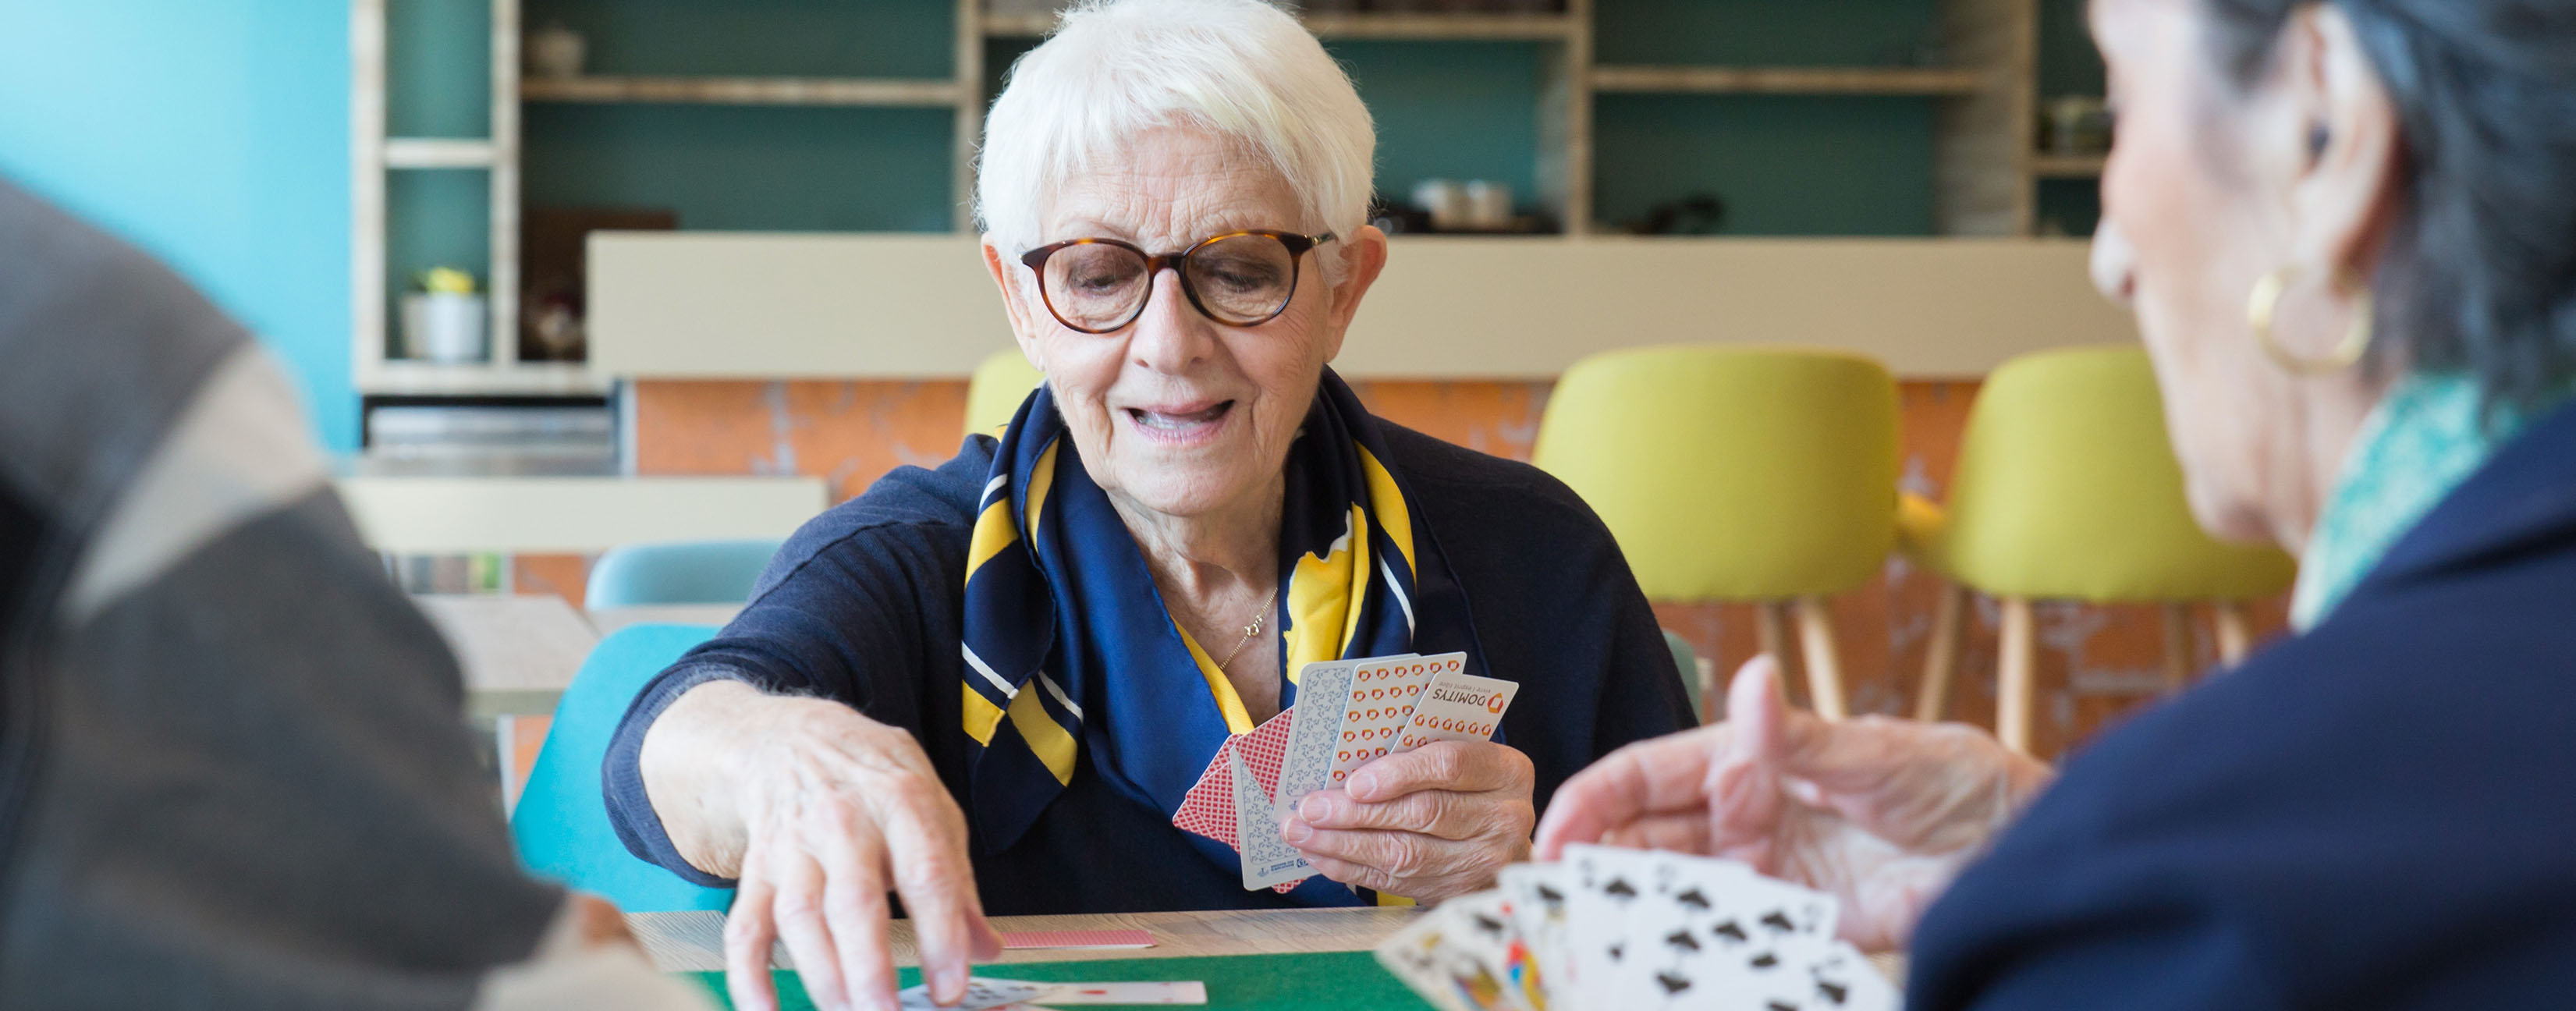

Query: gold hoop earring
2247,264,2374,375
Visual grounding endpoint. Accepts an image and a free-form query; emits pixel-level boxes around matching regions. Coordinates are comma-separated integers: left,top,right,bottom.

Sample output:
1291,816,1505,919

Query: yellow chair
964,349,1046,439
1534,347,1900,720
1904,346,2296,753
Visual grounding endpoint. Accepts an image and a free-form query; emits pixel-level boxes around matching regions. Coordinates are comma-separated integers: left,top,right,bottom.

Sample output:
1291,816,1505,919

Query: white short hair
974,0,1375,273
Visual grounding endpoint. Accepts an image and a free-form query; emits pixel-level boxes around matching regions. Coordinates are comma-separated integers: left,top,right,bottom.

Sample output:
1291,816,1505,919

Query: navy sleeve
601,439,993,885
1907,582,2576,1011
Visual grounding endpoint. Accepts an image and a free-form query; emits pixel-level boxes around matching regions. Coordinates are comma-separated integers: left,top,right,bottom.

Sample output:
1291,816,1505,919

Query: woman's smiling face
999,126,1354,523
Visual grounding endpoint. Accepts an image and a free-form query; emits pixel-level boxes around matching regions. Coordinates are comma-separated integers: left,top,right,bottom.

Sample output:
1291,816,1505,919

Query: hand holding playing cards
1533,656,2054,952
640,681,1002,1011
1281,739,1537,903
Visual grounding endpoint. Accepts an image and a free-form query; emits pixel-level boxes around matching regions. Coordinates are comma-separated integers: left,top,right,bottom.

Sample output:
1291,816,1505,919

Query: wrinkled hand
1280,740,1536,903
1533,657,2053,952
716,694,1002,1011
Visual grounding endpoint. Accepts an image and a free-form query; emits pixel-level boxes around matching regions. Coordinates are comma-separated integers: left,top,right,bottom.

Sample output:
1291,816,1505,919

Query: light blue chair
584,538,785,608
512,623,736,912
1664,630,1710,725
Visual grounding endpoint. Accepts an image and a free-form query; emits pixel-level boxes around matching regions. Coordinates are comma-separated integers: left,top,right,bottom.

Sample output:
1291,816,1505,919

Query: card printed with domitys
1397,667,1520,751
1326,653,1461,787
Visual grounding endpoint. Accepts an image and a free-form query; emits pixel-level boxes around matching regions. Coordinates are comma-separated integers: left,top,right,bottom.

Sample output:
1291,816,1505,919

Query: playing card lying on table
1376,847,1900,1011
1170,652,1513,892
895,979,1207,1009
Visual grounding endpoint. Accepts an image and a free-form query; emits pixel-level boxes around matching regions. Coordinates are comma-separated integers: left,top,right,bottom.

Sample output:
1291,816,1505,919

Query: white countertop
588,233,2137,381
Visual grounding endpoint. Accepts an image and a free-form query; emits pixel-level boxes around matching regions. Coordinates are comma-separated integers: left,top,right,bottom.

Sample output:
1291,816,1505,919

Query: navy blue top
1910,398,2576,1009
604,424,1692,913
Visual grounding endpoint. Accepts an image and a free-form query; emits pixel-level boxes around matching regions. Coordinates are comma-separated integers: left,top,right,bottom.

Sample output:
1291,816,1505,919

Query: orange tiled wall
605,378,2288,760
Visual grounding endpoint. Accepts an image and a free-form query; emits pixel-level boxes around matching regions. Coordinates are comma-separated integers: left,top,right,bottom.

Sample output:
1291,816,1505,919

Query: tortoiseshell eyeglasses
1017,229,1336,334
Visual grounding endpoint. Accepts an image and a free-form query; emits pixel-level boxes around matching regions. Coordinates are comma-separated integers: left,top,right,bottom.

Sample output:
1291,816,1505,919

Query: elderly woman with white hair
600,2,1692,1009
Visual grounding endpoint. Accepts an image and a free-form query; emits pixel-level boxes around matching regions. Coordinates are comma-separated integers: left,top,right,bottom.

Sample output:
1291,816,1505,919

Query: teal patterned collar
2292,374,2563,629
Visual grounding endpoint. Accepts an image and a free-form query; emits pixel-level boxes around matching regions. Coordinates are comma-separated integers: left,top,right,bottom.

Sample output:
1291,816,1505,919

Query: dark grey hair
2202,0,2576,414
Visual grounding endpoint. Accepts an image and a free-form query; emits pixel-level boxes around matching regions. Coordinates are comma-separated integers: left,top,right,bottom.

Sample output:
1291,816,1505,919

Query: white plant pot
402,293,489,363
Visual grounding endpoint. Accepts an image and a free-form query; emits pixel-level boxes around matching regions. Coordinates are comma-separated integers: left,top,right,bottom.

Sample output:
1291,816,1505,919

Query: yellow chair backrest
1930,346,2296,601
964,349,1045,439
1533,346,1900,601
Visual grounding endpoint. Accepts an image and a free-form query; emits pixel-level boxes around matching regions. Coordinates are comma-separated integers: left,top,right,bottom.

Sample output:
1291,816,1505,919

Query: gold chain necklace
1213,587,1283,674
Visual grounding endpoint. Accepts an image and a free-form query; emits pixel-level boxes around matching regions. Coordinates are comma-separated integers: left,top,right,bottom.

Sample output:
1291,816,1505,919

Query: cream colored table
413,593,601,718
627,907,1906,983
626,907,1420,974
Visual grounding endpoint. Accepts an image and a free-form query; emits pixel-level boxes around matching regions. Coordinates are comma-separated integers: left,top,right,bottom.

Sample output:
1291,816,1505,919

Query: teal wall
526,0,955,78
0,0,356,451
522,105,956,233
2038,0,2108,98
1595,94,1939,236
1332,41,1543,218
1596,0,1942,66
2037,0,2106,235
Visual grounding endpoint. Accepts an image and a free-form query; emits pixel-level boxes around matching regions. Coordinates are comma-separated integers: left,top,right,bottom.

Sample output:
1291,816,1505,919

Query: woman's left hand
1280,740,1535,903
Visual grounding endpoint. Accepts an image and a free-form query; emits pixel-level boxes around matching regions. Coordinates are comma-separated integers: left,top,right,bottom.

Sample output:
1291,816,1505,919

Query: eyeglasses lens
1183,234,1298,325
1041,243,1152,332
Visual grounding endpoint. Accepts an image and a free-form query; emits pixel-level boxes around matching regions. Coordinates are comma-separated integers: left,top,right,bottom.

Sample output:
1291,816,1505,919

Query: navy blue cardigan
604,424,1692,912
1910,398,2576,1009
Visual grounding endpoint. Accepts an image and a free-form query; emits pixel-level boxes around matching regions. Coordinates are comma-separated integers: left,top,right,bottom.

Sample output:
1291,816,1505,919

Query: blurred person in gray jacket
0,178,708,1009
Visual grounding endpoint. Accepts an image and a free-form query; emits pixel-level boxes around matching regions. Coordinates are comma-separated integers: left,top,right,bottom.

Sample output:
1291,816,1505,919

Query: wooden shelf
384,137,497,169
2031,153,2107,178
357,359,610,397
1591,66,1989,96
979,11,1575,41
520,75,965,108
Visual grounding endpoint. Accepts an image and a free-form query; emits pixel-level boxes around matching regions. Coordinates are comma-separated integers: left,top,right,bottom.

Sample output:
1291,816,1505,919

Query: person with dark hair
1535,0,2576,1006
0,179,707,1009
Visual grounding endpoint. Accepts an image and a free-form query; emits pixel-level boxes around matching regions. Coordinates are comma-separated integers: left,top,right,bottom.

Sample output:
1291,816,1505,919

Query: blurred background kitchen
2,0,2195,809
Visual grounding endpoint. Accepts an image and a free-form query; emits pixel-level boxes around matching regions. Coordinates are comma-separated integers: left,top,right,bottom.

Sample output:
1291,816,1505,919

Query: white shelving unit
349,1,2062,399
353,0,594,398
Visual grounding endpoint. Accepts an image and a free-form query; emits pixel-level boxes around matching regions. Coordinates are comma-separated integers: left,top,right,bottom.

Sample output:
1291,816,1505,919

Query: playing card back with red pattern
1169,709,1293,849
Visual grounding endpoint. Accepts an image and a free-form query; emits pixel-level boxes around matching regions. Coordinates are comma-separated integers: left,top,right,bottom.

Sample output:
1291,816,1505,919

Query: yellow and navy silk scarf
959,369,1483,855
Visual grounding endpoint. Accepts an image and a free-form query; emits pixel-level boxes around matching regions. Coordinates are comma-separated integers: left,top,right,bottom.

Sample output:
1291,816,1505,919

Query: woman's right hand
641,681,1002,1011
1533,656,2055,952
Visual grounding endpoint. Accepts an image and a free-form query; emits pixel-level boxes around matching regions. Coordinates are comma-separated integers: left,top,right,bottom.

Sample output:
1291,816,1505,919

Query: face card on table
1328,653,1457,787
1437,891,1543,1011
1375,910,1475,1011
1497,863,1575,1001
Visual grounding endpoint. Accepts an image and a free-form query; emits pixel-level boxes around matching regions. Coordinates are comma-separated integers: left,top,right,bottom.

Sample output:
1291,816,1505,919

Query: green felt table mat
684,949,1435,1010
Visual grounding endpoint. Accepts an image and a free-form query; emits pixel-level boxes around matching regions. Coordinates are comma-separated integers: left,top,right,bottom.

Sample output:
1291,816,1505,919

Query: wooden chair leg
1915,582,1966,722
1755,601,1797,696
2213,601,2254,666
2159,603,2196,693
1794,597,1847,721
1997,597,2038,754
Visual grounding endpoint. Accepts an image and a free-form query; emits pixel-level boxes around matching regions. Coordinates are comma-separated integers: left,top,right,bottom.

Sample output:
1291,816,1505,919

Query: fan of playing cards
1376,846,1900,1011
1173,652,1518,892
